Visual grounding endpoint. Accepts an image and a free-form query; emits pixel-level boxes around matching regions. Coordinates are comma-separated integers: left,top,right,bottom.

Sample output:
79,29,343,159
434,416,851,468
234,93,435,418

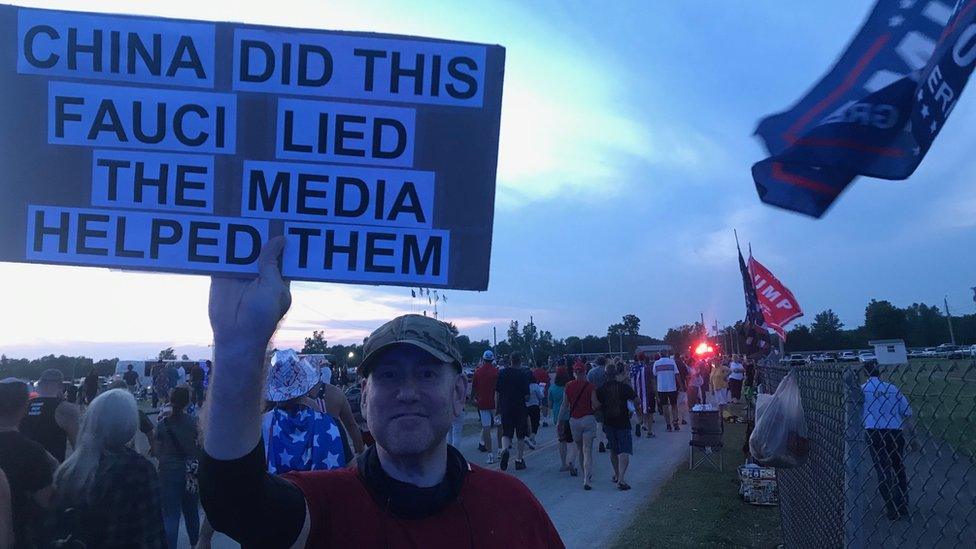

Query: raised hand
209,236,292,355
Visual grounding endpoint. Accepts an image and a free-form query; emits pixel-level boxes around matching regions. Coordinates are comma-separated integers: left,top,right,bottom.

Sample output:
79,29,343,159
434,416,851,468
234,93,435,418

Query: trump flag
748,254,803,339
753,0,976,217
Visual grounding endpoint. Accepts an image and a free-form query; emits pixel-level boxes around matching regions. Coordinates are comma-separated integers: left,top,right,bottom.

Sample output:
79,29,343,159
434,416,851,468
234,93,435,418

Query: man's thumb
258,236,286,280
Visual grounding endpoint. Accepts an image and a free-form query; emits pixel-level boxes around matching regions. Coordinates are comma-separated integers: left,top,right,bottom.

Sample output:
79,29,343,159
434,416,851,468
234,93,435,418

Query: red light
694,342,714,356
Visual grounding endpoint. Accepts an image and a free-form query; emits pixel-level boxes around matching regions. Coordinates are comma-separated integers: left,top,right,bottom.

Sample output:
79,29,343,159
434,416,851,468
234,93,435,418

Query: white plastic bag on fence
749,371,810,468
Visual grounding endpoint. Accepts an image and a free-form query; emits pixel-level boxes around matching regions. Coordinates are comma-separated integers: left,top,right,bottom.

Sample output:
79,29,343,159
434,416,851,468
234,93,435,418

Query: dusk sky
2,0,975,360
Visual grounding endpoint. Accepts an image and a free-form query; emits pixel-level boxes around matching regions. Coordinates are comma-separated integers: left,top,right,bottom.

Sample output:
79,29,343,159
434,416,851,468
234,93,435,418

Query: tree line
0,355,119,382
6,299,967,379
782,300,975,352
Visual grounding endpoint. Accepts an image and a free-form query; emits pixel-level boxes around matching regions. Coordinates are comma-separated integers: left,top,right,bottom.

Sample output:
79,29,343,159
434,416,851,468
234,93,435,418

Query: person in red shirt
199,238,564,548
471,351,500,464
558,363,599,490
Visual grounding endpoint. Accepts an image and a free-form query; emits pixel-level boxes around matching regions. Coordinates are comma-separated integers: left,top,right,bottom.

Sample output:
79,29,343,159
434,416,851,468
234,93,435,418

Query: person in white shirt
862,360,913,521
525,382,545,448
652,353,681,432
727,357,746,402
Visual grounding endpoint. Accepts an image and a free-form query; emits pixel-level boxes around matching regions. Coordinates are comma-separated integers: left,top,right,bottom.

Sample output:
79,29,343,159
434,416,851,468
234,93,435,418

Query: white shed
868,339,908,365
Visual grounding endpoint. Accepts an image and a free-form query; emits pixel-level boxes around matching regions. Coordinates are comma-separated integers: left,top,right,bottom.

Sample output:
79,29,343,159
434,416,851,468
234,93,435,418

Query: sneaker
500,449,510,471
496,450,503,461
569,465,579,477
598,442,606,453
674,424,681,431
515,459,526,470
634,424,642,438
666,425,673,432
487,454,495,465
525,438,536,450
478,443,487,453
681,419,687,425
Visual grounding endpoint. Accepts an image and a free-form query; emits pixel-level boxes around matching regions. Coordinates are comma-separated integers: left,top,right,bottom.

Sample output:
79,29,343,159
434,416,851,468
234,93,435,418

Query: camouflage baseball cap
359,314,462,376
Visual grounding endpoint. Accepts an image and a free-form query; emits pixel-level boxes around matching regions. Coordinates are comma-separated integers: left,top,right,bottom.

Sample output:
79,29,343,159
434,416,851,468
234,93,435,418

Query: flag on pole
738,241,772,355
752,0,976,217
411,289,416,298
748,252,804,339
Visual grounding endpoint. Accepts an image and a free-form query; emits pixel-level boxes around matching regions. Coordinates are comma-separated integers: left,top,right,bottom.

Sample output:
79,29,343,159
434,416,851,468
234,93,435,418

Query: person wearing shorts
728,356,746,402
595,363,638,490
560,364,598,490
495,352,532,471
653,353,681,431
471,351,500,464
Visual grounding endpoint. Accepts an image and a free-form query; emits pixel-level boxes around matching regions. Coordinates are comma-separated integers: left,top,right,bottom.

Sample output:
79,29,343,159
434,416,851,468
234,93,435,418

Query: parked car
948,345,975,359
907,349,926,359
922,347,939,357
786,353,808,366
839,351,857,362
857,350,876,363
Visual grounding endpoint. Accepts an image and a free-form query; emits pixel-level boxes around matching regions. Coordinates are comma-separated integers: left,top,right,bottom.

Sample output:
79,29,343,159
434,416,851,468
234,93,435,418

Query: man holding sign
199,238,563,548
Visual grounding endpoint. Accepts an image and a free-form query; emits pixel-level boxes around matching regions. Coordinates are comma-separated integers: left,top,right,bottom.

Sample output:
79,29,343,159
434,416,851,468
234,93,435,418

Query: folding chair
689,441,723,471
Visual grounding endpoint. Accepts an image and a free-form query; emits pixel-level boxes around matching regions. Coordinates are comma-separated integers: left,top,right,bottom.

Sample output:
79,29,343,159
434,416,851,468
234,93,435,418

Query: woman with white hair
53,388,165,547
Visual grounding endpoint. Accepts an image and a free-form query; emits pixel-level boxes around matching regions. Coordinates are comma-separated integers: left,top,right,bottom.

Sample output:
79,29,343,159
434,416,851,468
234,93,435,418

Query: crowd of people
0,240,759,548
469,347,752,491
0,344,752,548
0,344,752,549
0,345,365,547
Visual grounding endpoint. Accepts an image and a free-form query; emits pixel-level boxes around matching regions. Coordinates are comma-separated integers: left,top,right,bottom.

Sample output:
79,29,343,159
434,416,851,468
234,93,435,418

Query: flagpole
945,295,957,346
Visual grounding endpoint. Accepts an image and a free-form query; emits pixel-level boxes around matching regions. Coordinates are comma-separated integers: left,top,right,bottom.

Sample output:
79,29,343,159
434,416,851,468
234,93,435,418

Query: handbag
162,418,200,493
557,419,572,442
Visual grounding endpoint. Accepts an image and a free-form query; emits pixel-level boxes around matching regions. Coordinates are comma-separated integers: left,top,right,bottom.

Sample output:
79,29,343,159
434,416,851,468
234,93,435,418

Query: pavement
176,411,691,548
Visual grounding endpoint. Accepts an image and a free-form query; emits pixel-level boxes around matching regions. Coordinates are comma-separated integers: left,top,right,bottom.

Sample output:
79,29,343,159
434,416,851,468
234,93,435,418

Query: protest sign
0,5,505,290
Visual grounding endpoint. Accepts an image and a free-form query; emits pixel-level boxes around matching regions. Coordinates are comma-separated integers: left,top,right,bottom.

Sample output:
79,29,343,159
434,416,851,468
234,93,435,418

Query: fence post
843,366,865,549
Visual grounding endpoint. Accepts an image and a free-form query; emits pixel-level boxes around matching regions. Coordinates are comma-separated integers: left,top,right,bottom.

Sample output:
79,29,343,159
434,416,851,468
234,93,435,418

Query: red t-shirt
285,464,564,548
563,380,594,419
532,367,549,387
471,364,499,410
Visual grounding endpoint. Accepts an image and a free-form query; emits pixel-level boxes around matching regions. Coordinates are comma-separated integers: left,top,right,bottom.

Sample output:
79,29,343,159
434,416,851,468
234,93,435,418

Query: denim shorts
603,424,633,455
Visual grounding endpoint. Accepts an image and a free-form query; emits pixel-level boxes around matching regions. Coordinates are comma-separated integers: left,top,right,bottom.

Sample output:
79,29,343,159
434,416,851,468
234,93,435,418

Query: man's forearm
203,344,267,459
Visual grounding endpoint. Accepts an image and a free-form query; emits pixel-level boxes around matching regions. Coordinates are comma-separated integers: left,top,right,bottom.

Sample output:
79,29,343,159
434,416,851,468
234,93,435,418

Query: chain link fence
757,360,976,548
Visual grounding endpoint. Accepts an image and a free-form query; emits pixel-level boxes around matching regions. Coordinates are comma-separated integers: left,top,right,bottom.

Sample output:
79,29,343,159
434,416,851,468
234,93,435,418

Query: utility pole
529,316,536,365
944,296,957,345
492,326,497,350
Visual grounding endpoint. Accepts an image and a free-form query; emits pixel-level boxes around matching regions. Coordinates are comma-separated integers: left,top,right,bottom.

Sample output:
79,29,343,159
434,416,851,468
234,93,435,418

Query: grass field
882,360,976,457
612,422,782,549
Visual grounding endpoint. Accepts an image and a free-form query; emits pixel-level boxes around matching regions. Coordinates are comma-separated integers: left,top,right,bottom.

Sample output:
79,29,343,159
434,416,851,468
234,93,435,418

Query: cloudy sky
2,0,975,360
